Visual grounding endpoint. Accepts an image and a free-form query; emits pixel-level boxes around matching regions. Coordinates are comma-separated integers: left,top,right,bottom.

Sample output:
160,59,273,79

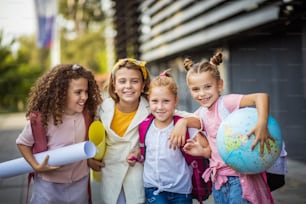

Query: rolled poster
0,141,96,179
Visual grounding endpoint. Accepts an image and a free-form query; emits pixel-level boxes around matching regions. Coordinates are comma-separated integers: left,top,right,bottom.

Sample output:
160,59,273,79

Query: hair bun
183,58,193,71
210,52,223,66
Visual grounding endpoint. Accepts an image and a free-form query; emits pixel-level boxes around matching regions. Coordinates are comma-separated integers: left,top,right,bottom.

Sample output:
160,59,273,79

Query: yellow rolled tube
88,121,106,182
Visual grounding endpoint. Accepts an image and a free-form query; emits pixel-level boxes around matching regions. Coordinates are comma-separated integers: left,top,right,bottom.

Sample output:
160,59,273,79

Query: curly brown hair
26,64,102,128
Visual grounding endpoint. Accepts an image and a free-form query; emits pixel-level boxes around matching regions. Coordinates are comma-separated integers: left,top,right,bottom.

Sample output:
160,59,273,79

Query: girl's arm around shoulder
240,93,274,154
169,114,202,149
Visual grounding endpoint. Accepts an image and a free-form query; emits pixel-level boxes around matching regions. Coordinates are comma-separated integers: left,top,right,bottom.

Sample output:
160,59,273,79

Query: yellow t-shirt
111,106,137,137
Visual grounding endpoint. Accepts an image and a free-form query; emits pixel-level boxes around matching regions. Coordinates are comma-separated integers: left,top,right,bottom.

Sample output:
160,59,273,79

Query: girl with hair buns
16,64,102,204
127,69,210,204
181,51,275,204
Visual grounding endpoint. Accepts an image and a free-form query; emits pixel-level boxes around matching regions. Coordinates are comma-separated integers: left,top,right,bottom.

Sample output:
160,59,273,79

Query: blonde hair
184,51,223,84
26,64,102,128
149,69,178,97
107,58,151,102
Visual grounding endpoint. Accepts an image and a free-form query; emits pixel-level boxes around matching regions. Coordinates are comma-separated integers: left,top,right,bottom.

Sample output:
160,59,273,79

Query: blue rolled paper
0,141,96,179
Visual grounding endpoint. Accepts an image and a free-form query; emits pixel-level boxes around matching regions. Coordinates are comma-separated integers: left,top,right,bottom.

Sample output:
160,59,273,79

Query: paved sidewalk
0,113,306,203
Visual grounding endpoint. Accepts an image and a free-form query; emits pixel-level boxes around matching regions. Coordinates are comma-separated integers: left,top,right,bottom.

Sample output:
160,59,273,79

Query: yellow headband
113,58,148,80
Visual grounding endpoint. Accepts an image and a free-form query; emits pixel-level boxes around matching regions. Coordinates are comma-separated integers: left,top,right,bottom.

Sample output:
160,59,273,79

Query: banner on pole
34,0,57,48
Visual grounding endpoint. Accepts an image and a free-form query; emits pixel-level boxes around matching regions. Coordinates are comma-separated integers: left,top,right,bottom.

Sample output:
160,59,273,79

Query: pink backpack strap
26,112,47,204
29,112,48,154
173,115,211,203
139,114,154,157
139,115,183,155
83,110,92,140
27,111,93,204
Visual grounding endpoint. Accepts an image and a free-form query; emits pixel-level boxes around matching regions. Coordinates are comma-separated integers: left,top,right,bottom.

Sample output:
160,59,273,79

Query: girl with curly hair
16,64,102,204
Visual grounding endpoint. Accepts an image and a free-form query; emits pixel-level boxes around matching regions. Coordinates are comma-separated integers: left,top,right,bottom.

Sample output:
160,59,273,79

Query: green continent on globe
223,123,246,152
217,107,282,174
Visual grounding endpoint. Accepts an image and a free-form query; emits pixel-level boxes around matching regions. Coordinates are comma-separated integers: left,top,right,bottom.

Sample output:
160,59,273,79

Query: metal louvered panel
139,0,280,61
141,4,280,61
113,0,141,59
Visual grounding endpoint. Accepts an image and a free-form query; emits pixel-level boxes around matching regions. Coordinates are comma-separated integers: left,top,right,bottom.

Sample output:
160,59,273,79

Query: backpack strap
139,114,154,158
30,112,48,154
139,114,210,203
174,115,207,204
26,112,48,204
83,110,92,140
139,115,183,158
27,111,93,204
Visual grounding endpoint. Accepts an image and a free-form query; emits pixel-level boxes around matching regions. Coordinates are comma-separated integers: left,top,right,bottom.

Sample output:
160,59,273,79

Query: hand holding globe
217,108,282,174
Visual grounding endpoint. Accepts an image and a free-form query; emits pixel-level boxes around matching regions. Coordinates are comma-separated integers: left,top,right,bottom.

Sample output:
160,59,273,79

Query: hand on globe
247,123,276,155
217,108,282,174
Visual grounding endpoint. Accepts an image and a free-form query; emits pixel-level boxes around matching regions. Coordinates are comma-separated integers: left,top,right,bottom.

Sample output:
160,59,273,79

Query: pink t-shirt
195,95,242,183
16,113,89,183
195,94,272,204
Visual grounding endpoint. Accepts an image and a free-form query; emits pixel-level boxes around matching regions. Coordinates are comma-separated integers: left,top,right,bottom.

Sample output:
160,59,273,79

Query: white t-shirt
143,119,192,195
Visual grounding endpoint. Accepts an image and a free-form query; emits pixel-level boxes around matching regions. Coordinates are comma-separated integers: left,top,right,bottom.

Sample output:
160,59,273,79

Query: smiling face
149,86,178,127
64,77,88,115
113,67,144,106
187,71,223,108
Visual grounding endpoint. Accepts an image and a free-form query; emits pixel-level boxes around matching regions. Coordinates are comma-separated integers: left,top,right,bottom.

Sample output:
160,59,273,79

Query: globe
217,107,282,174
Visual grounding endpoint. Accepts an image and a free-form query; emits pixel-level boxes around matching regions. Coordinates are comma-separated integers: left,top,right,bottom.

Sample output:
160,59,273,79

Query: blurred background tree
0,0,109,112
0,32,44,112
59,0,108,73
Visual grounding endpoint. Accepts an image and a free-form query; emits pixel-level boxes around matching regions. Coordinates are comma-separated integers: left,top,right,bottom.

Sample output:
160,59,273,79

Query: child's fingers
126,158,137,166
38,155,59,172
41,155,50,166
169,137,178,150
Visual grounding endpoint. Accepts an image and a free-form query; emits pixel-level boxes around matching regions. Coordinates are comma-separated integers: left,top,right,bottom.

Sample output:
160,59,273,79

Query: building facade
110,0,306,162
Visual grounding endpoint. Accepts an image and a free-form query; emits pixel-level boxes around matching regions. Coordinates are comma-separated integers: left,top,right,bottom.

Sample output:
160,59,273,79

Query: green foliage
61,28,108,73
0,0,111,112
58,0,109,74
59,0,104,33
0,33,45,113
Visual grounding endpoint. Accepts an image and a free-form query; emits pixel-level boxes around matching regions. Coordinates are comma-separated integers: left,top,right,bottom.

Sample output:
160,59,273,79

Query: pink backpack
139,114,212,204
26,111,92,204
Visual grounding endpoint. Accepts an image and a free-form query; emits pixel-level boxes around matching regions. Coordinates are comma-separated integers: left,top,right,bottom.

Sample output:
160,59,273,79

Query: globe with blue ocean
217,108,282,174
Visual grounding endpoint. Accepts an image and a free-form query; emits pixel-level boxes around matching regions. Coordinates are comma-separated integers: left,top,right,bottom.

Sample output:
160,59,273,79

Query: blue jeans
145,187,192,204
212,176,251,204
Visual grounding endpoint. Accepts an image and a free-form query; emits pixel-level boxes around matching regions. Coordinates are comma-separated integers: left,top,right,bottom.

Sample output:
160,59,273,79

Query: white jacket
99,96,149,204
